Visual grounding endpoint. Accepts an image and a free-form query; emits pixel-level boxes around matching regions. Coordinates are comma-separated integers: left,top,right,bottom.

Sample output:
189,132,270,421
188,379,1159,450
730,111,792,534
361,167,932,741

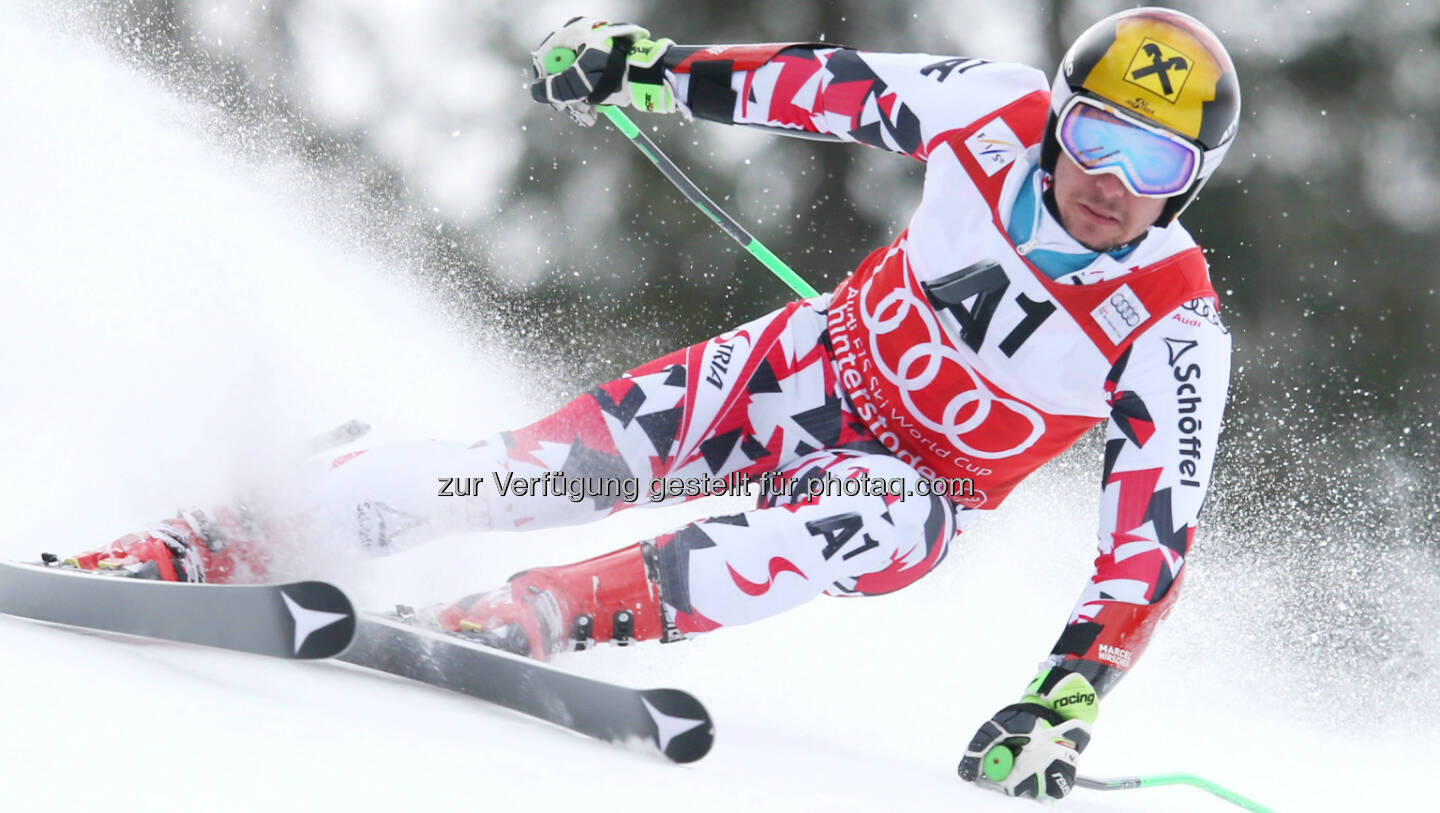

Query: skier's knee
817,453,957,597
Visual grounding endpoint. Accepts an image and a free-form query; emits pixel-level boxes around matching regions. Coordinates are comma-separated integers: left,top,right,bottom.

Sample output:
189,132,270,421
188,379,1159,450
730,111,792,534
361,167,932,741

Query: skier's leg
61,296,869,582
658,449,962,631
298,294,870,546
60,503,275,582
435,448,961,658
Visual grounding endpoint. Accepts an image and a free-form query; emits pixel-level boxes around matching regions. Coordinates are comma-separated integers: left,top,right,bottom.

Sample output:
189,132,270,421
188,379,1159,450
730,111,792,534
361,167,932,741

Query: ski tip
640,688,714,763
279,581,357,659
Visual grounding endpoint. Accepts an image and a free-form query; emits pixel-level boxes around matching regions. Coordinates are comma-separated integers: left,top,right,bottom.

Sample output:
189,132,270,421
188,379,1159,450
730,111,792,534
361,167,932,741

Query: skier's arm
1046,299,1233,696
527,18,1048,160
958,300,1230,800
662,45,1049,161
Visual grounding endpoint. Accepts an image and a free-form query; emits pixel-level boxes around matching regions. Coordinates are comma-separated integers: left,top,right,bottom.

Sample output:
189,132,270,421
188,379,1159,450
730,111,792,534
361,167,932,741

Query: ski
0,561,356,659
337,612,715,763
0,562,713,762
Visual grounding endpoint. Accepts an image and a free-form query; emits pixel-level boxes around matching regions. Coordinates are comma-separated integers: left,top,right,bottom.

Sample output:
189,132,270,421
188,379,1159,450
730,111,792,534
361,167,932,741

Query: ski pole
540,46,819,298
1077,772,1275,812
595,106,818,298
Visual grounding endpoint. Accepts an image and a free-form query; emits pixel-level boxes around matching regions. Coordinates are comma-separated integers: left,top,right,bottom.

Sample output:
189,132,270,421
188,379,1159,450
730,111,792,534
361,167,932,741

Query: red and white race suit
169,46,1229,695
658,45,1232,690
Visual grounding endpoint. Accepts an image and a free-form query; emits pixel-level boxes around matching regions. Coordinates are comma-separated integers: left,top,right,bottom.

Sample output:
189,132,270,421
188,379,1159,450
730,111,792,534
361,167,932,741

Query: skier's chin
1064,224,1129,253
1075,234,1131,253
1061,207,1149,253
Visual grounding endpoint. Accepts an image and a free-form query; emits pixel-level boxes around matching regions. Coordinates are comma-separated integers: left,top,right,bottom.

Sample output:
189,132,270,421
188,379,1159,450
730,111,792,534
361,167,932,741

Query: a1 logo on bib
964,117,1021,176
1124,38,1192,102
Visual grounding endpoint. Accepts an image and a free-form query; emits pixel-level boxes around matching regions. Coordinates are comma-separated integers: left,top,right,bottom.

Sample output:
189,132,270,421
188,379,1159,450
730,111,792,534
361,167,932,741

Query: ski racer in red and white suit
654,42,1233,689
66,11,1241,803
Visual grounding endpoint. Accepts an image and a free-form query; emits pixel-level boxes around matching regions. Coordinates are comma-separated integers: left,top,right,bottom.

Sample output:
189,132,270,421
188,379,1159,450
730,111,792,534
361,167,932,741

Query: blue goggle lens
1058,100,1199,197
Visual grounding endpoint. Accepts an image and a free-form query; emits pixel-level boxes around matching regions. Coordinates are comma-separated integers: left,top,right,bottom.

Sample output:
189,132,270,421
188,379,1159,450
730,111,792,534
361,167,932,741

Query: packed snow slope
0,7,1424,811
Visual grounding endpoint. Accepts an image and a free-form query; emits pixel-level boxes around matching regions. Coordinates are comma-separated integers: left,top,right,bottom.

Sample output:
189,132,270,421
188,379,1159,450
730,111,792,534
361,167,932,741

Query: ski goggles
1056,95,1202,198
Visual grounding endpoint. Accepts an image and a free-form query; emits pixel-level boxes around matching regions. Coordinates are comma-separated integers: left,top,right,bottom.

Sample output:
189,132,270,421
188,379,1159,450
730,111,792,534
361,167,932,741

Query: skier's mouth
1077,202,1120,224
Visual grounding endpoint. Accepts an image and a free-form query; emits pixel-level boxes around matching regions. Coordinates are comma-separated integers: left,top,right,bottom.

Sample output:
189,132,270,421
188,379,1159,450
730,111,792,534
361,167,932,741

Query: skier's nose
1092,171,1127,200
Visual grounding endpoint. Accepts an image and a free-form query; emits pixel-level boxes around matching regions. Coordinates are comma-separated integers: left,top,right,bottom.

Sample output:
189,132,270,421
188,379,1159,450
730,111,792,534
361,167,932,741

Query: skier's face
1053,153,1167,251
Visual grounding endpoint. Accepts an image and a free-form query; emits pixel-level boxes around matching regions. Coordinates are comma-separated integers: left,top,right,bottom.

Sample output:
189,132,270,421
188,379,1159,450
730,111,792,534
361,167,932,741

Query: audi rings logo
860,272,1046,460
1110,292,1142,325
1090,283,1151,345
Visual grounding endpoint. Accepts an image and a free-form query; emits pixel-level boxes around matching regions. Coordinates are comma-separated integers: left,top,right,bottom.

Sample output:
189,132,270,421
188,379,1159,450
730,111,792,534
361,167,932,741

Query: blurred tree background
71,0,1439,549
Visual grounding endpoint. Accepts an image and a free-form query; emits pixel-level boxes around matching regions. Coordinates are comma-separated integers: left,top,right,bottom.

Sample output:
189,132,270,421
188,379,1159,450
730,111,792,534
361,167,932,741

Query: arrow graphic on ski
282,590,352,655
339,614,715,762
0,563,356,659
643,695,709,752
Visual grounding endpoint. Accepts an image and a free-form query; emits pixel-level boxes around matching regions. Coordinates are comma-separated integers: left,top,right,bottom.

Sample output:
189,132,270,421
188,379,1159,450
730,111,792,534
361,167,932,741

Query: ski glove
530,17,676,127
958,667,1099,802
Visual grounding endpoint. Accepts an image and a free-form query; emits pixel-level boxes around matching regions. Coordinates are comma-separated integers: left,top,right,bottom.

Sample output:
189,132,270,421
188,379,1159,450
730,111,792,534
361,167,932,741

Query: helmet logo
1125,39,1192,102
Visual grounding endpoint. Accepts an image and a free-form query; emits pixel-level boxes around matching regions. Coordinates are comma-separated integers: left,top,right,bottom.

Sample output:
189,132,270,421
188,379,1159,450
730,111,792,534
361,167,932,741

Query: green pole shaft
598,105,819,299
1077,773,1275,812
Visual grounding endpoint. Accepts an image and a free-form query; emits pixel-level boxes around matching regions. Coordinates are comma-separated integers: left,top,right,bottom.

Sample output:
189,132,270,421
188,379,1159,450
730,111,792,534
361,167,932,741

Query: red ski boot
428,542,677,660
62,505,270,583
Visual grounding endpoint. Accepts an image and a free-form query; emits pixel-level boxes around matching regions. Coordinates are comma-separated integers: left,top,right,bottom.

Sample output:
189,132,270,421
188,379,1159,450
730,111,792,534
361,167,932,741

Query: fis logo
964,117,1021,176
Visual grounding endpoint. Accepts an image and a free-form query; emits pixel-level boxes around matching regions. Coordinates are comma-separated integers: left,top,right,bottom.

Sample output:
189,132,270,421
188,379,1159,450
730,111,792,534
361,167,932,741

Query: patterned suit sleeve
664,45,1049,161
1045,298,1232,695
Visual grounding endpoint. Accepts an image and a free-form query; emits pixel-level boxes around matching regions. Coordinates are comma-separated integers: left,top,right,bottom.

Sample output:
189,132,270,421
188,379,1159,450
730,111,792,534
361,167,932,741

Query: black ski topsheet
339,613,714,763
0,561,355,659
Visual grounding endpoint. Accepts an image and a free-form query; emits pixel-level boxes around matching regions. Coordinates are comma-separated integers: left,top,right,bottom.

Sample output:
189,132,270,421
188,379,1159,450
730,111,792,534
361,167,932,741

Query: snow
0,5,1425,811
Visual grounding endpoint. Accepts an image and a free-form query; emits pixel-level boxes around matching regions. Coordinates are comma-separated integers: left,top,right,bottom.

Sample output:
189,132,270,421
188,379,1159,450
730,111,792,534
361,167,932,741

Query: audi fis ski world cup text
435,471,973,503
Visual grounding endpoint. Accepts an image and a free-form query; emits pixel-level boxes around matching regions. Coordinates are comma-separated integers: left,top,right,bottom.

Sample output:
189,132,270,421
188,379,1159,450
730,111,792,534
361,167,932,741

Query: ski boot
426,542,678,660
60,505,269,583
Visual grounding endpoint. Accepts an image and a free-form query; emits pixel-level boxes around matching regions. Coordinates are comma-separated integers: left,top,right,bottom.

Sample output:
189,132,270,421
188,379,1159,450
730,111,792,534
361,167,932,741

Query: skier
65,8,1239,802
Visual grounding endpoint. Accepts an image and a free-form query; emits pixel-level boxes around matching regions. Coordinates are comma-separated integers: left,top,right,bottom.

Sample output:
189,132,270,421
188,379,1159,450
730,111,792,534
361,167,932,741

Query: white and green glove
529,17,676,126
958,667,1100,802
